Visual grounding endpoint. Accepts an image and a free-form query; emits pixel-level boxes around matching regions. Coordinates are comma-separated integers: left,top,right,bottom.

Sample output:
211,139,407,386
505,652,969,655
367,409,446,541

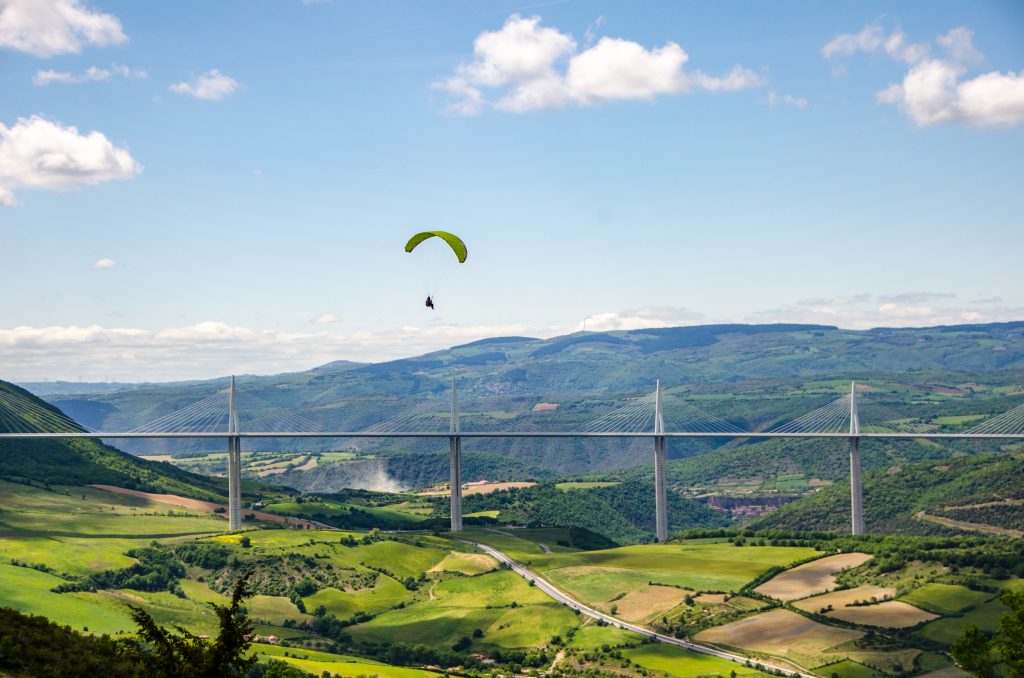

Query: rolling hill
749,451,1024,535
0,380,238,502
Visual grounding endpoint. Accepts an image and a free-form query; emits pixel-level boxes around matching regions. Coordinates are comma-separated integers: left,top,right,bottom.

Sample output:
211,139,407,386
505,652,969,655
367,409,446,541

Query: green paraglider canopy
405,231,468,263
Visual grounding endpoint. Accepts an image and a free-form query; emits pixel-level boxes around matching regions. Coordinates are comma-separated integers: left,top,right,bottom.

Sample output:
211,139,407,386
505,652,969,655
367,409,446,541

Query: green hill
749,452,1024,535
460,480,729,543
0,381,232,502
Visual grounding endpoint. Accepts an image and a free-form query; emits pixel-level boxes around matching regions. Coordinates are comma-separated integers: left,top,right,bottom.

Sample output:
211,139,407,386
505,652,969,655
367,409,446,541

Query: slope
0,380,232,502
749,452,1024,534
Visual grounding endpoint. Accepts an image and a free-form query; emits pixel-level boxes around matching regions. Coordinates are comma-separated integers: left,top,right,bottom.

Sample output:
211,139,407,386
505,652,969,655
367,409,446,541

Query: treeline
53,543,186,596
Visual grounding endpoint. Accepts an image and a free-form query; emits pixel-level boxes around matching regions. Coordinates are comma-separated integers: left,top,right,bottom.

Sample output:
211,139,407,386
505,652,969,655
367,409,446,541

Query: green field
532,543,821,595
899,583,991,615
252,643,441,677
916,597,1009,645
624,644,770,677
568,623,638,649
0,563,134,635
0,481,225,575
815,659,881,678
304,575,410,618
349,569,578,648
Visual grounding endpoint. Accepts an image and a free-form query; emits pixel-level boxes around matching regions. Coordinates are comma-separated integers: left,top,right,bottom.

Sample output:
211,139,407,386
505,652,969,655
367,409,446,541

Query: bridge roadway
471,541,817,678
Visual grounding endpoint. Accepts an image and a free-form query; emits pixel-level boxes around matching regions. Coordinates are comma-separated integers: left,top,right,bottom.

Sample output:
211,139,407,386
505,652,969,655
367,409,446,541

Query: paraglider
405,231,467,310
404,231,467,263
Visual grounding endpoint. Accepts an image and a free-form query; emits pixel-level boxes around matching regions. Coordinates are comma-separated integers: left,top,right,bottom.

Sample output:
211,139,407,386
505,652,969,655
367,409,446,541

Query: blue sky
1,0,1023,381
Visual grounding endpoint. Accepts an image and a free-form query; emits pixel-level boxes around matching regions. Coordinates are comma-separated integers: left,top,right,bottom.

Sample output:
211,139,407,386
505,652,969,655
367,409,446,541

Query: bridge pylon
849,381,864,535
227,376,242,531
654,380,668,542
449,377,463,532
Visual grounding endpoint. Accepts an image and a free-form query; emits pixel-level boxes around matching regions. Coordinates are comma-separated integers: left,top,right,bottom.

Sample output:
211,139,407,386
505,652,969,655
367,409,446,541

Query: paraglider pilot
425,296,435,310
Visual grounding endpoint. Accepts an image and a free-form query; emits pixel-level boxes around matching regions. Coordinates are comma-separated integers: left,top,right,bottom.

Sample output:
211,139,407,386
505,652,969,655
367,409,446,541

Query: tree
999,590,1024,675
951,626,994,678
120,574,257,677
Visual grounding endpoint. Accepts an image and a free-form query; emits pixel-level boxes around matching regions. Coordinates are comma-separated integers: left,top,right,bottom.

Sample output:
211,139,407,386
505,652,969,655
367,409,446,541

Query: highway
472,541,817,678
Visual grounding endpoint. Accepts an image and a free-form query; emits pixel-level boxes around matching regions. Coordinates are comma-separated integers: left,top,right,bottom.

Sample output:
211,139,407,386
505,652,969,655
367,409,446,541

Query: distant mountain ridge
15,321,1024,470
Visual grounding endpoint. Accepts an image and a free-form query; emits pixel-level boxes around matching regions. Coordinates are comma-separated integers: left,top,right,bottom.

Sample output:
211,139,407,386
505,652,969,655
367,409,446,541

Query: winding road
472,541,817,678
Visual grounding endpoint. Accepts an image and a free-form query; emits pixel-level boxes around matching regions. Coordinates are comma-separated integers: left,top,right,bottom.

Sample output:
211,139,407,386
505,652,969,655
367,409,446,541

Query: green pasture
932,415,988,426
624,644,769,677
349,570,577,648
568,623,638,649
546,566,689,603
0,481,224,575
304,575,410,618
532,543,821,594
814,659,881,678
916,597,1009,645
252,643,439,677
899,583,991,615
430,551,497,575
0,563,134,635
433,569,552,608
97,587,220,635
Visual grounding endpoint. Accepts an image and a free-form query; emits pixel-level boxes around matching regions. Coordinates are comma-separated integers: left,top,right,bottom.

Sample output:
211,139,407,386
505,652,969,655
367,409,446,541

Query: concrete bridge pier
227,376,242,531
449,378,463,532
654,380,668,542
849,381,864,535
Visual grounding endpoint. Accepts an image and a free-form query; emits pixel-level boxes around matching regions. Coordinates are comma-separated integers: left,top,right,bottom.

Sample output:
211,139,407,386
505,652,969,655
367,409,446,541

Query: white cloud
0,115,141,206
937,27,982,66
313,314,339,324
583,15,605,46
2,297,1021,381
822,24,928,63
93,257,116,269
0,320,538,381
750,293,1024,329
33,63,145,86
170,69,239,101
0,0,126,57
580,307,706,332
826,24,1024,127
766,91,807,109
437,14,762,114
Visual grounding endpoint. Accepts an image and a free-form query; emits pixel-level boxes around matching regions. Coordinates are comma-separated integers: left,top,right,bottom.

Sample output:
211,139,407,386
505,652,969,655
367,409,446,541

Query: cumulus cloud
826,24,1024,127
0,115,141,206
33,62,146,86
92,257,116,269
580,307,706,332
0,0,126,57
312,314,339,324
749,293,1024,329
766,91,808,109
436,14,763,114
0,320,538,381
170,69,239,101
822,24,929,63
3,298,1020,381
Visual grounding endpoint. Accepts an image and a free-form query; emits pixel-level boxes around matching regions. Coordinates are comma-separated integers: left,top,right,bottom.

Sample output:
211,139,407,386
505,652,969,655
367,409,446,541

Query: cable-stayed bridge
2,378,1023,539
